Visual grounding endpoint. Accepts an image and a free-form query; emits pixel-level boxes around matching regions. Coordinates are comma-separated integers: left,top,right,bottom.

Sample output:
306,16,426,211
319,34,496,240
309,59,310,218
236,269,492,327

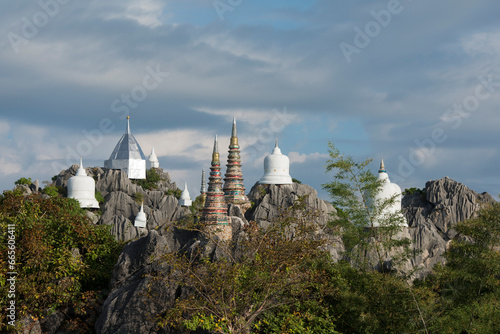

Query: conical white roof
134,202,147,228
179,182,192,207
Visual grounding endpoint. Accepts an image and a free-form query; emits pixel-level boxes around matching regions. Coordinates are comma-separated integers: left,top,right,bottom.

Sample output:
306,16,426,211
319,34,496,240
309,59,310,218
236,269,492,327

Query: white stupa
134,202,147,228
67,159,99,209
179,182,193,207
146,147,160,170
259,139,293,185
104,116,147,179
373,159,407,227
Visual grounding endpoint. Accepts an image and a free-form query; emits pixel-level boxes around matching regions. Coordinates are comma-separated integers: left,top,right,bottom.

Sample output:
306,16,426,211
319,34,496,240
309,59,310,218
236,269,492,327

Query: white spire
201,169,206,194
379,158,386,173
76,158,86,176
134,202,147,228
147,146,160,169
272,138,282,155
179,182,192,207
126,115,131,134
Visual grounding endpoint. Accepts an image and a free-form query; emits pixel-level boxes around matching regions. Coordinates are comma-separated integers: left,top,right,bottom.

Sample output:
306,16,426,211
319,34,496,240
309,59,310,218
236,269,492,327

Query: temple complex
223,118,251,212
259,139,293,185
104,116,147,179
67,159,100,209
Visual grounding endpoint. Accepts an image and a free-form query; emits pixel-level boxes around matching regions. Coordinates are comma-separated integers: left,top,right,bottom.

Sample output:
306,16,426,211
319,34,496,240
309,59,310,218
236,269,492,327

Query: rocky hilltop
14,167,495,333
54,165,188,241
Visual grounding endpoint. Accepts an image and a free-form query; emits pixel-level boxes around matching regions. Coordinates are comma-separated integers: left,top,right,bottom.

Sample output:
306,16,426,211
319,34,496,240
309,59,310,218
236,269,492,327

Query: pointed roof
212,135,220,164
107,116,146,160
76,158,87,176
231,117,237,137
134,201,147,227
149,147,157,159
272,138,282,155
180,182,191,200
379,158,386,173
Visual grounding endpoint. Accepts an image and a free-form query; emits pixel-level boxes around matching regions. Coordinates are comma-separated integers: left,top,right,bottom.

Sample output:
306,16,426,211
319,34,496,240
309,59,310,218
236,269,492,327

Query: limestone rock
247,182,336,226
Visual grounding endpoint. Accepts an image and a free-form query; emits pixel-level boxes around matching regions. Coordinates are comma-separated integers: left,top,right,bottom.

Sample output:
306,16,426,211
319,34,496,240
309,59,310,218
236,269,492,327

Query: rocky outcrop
54,167,188,241
404,177,495,278
247,182,336,226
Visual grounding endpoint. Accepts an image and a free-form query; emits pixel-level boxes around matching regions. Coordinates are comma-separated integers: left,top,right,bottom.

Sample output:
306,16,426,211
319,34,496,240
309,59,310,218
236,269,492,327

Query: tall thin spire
223,118,251,212
379,158,386,173
212,135,220,164
232,117,237,137
126,115,131,134
201,169,207,194
76,158,86,176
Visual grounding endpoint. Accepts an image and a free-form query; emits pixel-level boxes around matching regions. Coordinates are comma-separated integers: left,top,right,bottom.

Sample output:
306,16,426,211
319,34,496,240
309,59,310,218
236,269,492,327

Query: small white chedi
104,116,147,179
373,159,407,227
179,182,192,207
146,147,160,170
259,139,293,185
134,202,147,228
67,159,99,209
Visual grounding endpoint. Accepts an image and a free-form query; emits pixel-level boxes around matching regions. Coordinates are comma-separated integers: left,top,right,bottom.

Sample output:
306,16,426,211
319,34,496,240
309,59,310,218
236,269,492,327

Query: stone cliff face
404,177,495,278
55,166,188,241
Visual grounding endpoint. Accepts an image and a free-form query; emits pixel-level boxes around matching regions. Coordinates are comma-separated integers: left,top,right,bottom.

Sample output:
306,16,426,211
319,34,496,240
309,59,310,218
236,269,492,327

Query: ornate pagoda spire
223,118,251,212
379,158,386,173
202,135,229,226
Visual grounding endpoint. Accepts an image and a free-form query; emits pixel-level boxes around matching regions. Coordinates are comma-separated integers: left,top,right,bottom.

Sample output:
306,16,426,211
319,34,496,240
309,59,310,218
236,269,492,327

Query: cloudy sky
1,0,499,200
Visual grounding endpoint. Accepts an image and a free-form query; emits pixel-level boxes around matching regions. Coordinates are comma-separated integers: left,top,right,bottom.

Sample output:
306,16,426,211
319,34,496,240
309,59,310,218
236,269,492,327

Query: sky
1,0,499,200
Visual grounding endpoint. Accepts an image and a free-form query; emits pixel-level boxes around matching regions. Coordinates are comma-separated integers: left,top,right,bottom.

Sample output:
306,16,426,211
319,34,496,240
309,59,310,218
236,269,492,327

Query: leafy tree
425,202,500,333
0,191,122,332
132,168,165,190
151,198,337,334
42,185,60,197
322,142,412,272
14,177,32,186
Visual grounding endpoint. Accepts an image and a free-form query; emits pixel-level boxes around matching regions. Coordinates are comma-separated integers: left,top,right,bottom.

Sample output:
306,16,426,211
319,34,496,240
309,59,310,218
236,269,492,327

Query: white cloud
288,152,329,164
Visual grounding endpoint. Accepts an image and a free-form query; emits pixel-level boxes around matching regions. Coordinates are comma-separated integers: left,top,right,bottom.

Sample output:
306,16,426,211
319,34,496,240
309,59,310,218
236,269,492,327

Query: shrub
132,168,165,190
95,191,105,204
14,177,32,186
42,186,59,197
0,192,122,332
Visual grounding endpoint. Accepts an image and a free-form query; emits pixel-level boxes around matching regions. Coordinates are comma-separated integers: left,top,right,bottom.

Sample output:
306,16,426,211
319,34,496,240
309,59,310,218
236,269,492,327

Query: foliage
95,191,105,204
166,188,182,199
292,178,302,184
322,142,412,272
132,168,165,190
42,186,60,197
151,198,335,334
14,177,32,186
424,202,500,333
403,187,424,196
133,192,144,204
0,192,122,331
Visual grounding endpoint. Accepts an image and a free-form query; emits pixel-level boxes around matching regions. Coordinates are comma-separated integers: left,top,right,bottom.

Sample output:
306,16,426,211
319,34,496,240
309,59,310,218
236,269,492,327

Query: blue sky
1,0,499,200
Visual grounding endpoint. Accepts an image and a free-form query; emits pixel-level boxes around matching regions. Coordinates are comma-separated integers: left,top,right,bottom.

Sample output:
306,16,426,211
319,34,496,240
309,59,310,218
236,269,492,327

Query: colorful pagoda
202,135,229,227
223,118,251,212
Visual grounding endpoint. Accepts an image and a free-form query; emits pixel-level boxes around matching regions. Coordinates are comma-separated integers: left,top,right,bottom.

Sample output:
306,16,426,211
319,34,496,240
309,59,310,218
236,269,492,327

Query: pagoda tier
202,136,229,225
223,118,251,211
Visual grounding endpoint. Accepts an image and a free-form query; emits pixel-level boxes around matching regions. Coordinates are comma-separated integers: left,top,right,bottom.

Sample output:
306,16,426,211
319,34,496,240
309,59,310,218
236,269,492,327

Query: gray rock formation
247,182,336,226
54,167,188,242
404,177,495,278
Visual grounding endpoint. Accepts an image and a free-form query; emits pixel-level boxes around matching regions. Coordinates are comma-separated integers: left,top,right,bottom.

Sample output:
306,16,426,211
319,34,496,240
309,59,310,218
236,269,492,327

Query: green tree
426,202,500,333
322,142,412,272
0,191,122,332
151,198,337,334
14,177,32,186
